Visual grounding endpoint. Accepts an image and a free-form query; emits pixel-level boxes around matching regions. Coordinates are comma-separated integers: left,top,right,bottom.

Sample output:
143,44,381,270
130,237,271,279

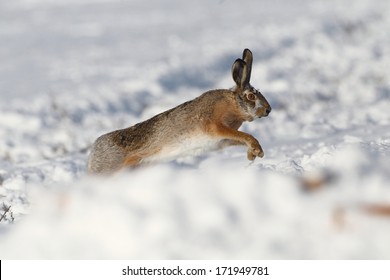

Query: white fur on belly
143,135,221,163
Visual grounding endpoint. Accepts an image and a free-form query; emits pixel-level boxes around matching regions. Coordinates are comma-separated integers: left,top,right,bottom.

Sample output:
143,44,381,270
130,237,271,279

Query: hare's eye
247,93,256,101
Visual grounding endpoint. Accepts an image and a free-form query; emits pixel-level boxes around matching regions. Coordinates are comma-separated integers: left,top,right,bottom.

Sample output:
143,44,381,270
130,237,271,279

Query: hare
88,49,271,174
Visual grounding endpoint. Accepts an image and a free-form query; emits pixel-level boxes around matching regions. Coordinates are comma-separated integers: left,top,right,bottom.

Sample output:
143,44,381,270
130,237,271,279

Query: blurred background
0,0,389,259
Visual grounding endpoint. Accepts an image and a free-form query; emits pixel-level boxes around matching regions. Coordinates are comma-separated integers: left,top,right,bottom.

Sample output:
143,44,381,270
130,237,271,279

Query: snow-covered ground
0,0,389,259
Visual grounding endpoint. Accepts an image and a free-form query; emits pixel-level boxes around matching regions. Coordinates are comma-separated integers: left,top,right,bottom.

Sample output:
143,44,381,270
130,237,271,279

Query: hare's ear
232,59,249,89
242,49,253,82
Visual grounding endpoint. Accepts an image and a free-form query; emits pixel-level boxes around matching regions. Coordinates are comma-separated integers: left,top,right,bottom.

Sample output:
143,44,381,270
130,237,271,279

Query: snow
0,0,390,259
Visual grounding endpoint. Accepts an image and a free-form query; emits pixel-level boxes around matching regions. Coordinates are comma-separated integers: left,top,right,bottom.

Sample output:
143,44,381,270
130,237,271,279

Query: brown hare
88,49,271,174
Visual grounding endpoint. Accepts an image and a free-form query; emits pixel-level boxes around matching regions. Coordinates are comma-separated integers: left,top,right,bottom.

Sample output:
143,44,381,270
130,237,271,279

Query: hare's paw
247,150,256,161
247,141,264,161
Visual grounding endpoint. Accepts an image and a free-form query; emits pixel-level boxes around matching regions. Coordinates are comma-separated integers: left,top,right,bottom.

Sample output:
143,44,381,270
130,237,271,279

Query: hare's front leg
212,124,264,160
246,144,264,160
246,138,264,160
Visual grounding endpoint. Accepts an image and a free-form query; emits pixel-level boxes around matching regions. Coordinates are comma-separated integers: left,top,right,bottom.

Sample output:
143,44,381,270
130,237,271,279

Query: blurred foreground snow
1,145,390,259
0,0,389,259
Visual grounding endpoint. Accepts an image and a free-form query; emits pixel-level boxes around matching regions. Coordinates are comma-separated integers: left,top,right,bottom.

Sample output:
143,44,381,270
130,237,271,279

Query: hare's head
232,49,271,121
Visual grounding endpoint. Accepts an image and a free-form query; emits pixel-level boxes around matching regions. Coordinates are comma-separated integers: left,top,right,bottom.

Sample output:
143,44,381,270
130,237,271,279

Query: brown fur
87,49,271,174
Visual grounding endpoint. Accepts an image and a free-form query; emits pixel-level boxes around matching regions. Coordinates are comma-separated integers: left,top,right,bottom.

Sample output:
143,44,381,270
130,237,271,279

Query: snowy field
0,0,389,259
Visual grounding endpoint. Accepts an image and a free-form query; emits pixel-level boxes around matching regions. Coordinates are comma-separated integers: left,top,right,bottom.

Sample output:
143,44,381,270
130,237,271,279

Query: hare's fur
88,49,271,174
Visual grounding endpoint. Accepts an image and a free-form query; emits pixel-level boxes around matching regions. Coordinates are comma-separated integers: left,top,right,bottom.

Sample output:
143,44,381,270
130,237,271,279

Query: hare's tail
87,135,126,174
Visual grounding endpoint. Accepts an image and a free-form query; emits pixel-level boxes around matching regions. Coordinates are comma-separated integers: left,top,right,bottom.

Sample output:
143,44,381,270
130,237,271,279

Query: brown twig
363,204,390,218
0,204,11,223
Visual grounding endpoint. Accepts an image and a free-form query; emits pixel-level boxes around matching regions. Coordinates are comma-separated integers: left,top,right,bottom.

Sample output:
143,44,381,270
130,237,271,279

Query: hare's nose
265,108,271,116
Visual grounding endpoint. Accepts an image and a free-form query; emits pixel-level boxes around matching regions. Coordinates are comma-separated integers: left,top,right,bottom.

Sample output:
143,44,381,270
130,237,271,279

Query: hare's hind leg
122,148,161,169
122,154,143,168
